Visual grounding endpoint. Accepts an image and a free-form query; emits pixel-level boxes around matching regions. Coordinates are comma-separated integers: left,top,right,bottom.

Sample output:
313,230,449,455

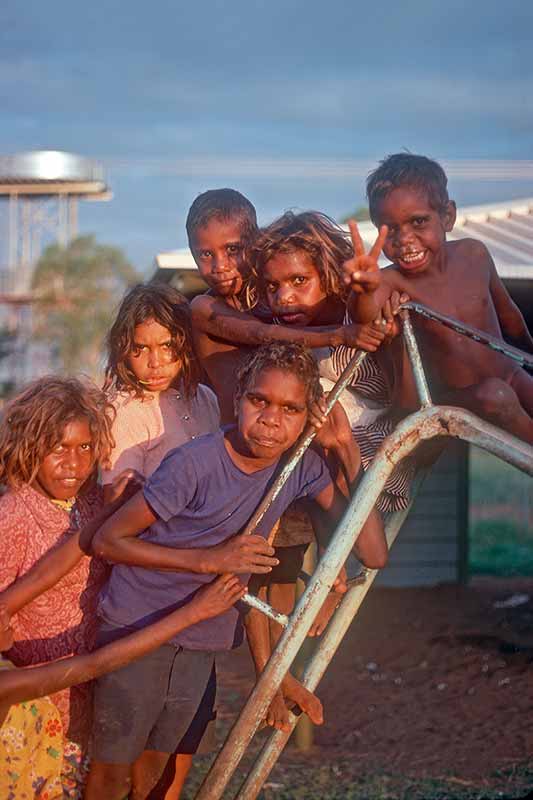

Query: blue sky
1,0,533,272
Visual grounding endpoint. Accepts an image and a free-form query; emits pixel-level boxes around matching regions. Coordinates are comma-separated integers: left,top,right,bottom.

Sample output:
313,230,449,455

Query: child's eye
249,395,266,407
293,276,307,286
412,217,429,227
199,250,212,259
283,405,298,414
80,443,93,451
265,283,277,294
227,244,242,256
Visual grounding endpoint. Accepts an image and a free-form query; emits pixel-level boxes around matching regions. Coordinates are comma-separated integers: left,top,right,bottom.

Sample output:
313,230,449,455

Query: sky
1,0,533,273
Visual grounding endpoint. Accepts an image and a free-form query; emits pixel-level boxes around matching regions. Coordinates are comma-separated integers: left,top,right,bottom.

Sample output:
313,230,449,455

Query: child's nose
277,286,294,305
397,226,415,245
213,252,230,272
147,351,161,368
63,450,81,471
260,406,281,427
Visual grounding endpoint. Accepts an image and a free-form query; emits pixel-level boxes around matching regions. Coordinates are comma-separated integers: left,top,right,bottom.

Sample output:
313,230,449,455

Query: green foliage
469,447,531,506
469,447,532,576
340,205,371,223
32,235,140,376
469,519,533,576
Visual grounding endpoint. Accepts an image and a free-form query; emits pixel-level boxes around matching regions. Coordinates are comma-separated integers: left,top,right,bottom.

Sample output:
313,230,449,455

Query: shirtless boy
187,188,386,422
345,153,533,444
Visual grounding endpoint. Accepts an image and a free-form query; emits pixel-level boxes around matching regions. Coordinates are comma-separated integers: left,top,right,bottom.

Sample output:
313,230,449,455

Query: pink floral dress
0,484,107,795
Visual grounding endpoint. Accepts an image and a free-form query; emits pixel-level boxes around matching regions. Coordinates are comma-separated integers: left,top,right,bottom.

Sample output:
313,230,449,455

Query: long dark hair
104,283,200,399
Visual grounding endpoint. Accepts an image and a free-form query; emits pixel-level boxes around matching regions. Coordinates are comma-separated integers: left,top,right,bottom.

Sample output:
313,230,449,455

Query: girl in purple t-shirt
86,343,387,800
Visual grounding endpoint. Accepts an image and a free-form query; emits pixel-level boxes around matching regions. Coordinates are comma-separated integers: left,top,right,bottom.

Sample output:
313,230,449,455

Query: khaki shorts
91,623,217,763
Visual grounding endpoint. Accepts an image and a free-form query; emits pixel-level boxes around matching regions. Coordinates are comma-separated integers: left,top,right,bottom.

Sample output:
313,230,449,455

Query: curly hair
186,188,258,248
234,342,322,413
0,376,115,490
367,153,450,222
104,283,200,399
252,211,353,300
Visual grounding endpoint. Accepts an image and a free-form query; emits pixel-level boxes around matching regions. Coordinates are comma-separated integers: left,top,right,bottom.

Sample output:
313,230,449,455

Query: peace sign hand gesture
342,220,388,295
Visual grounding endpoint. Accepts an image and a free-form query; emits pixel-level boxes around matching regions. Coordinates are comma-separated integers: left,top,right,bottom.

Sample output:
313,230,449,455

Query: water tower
0,151,111,392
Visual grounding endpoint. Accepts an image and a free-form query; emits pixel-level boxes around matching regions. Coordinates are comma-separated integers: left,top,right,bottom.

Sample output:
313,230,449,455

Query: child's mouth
398,250,428,270
277,311,308,325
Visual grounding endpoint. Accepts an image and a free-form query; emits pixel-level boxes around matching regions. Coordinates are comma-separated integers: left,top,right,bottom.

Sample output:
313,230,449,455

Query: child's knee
86,761,132,799
473,378,517,422
361,549,388,570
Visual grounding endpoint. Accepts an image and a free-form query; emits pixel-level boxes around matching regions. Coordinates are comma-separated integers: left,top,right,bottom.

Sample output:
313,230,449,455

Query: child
347,152,533,444
85,343,385,799
254,210,412,514
102,283,220,498
0,376,115,795
188,188,380,423
0,575,245,800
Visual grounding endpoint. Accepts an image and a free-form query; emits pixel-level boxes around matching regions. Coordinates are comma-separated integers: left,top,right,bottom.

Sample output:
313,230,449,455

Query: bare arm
311,404,388,569
92,490,279,575
489,258,533,353
0,575,245,707
192,293,370,349
0,480,138,616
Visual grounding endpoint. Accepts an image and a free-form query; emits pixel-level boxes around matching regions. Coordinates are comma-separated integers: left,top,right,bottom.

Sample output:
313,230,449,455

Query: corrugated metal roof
154,198,533,281
358,197,533,279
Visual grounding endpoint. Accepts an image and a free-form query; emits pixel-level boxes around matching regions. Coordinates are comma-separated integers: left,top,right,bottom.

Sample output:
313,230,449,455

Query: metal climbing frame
196,307,533,800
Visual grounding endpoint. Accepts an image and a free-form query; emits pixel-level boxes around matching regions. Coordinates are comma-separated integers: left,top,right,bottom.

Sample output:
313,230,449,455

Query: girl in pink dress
0,376,114,796
101,284,220,498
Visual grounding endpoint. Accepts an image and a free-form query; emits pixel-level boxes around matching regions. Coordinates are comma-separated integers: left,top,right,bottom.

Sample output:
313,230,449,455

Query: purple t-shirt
98,428,331,650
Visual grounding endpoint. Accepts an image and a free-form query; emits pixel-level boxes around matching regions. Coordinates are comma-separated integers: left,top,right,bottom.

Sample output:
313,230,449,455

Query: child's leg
85,761,132,799
131,750,192,799
446,377,533,445
157,754,193,799
266,546,324,726
90,626,214,800
510,368,533,419
352,507,388,570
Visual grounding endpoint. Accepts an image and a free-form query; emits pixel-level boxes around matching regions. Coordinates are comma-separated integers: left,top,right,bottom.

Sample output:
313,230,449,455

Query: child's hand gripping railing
196,309,533,800
238,348,369,627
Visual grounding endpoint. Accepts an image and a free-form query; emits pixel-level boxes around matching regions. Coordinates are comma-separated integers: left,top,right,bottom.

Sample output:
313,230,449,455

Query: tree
32,235,140,376
340,205,371,224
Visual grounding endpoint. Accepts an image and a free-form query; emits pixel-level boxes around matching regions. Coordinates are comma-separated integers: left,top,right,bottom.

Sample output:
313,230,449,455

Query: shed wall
376,442,469,587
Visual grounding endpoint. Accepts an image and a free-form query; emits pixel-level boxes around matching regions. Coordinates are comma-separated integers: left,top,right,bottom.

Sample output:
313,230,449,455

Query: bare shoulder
447,238,492,273
381,264,406,290
190,292,218,317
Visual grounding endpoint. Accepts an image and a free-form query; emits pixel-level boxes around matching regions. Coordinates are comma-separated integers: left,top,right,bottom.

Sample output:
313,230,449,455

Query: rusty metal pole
195,408,533,800
234,497,422,800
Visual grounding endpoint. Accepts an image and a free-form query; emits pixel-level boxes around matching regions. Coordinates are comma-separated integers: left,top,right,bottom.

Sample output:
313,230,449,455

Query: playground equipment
196,305,533,800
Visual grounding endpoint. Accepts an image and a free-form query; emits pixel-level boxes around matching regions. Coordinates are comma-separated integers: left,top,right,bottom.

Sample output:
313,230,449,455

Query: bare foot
265,689,291,732
282,674,324,725
308,590,343,637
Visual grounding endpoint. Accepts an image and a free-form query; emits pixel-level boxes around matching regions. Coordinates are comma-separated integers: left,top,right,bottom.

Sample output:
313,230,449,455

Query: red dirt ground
209,578,533,799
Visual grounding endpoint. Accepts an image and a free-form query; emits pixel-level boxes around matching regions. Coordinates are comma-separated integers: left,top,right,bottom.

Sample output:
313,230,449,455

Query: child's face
127,319,182,393
190,217,248,297
374,187,455,276
237,367,308,462
262,250,327,326
33,418,94,501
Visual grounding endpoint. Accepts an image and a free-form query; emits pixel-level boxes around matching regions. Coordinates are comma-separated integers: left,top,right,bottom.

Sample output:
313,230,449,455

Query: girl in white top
101,284,220,502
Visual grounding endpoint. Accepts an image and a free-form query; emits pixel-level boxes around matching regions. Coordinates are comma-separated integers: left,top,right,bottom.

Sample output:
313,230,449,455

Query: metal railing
195,309,533,800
